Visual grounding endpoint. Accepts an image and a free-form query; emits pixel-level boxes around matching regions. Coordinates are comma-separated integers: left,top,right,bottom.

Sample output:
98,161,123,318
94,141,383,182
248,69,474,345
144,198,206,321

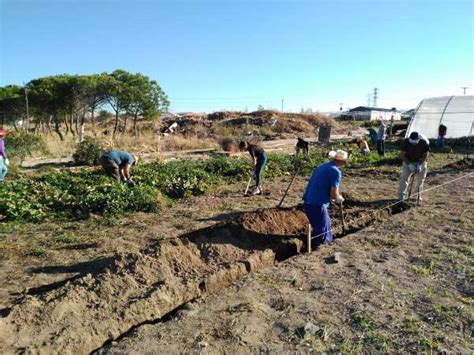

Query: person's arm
400,150,408,163
330,186,340,199
420,151,429,163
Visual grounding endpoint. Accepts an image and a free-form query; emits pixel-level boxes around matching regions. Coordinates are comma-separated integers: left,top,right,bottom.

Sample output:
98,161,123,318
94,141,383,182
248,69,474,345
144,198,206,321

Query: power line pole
460,87,469,95
373,88,379,107
366,93,372,107
281,99,284,112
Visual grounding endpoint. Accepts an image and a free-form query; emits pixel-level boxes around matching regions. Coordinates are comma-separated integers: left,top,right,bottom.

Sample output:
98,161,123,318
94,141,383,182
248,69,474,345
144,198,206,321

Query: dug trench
0,198,410,354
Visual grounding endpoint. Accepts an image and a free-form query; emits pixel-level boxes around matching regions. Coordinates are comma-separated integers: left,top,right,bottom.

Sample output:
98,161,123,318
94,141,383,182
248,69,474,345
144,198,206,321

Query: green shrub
5,131,48,163
72,136,105,166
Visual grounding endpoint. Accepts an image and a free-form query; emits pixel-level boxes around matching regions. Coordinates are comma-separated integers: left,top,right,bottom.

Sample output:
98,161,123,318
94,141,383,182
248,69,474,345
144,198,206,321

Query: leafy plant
5,131,48,163
72,136,105,166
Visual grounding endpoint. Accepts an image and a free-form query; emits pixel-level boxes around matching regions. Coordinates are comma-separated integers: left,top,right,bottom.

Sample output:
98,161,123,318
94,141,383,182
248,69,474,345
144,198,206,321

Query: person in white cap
302,150,348,247
397,131,430,203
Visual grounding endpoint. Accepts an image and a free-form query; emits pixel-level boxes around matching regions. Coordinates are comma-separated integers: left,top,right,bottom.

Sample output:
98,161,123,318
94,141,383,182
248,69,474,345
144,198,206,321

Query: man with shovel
303,150,348,247
397,131,429,204
240,141,267,195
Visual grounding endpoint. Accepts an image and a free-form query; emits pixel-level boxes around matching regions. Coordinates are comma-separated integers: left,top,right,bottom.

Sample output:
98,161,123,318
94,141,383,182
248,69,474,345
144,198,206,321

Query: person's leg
304,203,333,244
100,157,120,182
254,155,267,189
397,162,411,200
381,140,385,156
413,161,428,202
377,140,382,155
0,157,7,182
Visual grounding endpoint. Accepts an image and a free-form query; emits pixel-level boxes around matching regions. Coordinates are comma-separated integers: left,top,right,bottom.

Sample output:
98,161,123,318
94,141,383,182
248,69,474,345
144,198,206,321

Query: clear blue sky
1,0,473,112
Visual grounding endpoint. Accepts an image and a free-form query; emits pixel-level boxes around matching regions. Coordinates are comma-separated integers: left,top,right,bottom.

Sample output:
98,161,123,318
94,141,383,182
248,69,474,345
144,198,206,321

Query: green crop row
0,147,398,222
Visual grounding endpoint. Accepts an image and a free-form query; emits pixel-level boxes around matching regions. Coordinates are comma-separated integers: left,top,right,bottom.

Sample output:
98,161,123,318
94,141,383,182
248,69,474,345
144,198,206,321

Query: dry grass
34,131,219,159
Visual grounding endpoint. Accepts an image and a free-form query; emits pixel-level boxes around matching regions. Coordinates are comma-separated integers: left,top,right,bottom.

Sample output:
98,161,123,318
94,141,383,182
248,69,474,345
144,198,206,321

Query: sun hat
329,149,349,162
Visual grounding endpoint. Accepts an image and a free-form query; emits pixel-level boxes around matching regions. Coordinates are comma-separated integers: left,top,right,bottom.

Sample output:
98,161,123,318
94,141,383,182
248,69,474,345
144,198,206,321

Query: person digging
303,149,348,249
397,131,429,204
239,140,268,195
99,150,138,186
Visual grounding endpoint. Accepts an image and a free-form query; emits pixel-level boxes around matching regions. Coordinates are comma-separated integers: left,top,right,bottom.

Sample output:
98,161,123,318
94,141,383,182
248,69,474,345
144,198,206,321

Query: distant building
344,106,400,121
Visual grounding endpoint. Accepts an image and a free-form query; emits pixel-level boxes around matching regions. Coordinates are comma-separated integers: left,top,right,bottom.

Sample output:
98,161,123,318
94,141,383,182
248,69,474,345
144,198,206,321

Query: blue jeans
436,136,445,149
304,203,333,243
255,155,267,188
0,157,7,182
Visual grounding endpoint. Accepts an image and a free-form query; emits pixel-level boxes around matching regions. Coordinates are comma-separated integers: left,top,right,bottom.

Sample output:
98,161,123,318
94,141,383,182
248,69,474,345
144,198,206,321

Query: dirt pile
0,209,305,354
0,202,408,354
442,157,474,170
157,110,333,139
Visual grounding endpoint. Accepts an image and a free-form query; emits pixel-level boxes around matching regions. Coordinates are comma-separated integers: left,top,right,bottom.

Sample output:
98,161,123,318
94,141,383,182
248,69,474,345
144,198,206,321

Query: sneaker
251,187,262,195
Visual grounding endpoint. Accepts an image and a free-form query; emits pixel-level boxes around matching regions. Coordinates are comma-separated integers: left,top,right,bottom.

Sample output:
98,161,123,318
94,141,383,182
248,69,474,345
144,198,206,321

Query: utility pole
281,99,284,112
460,87,469,95
366,93,372,107
373,88,379,107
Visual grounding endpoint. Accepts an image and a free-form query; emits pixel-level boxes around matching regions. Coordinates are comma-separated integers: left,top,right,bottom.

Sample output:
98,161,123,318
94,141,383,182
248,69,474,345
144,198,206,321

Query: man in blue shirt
303,150,348,246
100,150,138,183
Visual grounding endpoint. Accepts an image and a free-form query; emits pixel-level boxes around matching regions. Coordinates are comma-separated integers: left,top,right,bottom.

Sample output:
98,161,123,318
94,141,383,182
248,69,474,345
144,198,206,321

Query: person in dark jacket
397,132,430,203
239,141,268,195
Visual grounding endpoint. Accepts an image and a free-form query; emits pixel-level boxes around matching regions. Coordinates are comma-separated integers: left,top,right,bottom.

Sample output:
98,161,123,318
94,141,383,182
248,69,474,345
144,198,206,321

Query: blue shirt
103,150,134,166
303,161,342,206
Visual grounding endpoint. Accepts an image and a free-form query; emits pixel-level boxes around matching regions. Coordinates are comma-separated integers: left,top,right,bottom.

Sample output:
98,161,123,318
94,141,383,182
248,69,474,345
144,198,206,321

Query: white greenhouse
406,95,474,139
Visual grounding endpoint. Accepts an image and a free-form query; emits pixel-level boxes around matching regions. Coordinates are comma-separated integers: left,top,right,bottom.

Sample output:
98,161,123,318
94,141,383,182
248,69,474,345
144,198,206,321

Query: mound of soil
442,157,474,170
0,201,407,353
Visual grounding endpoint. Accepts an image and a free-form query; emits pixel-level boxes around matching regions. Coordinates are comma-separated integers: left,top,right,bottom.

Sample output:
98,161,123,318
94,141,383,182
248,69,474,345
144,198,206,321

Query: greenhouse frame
406,95,474,139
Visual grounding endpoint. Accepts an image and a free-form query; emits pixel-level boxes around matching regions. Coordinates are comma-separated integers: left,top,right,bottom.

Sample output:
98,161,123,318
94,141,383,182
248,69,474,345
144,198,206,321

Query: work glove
414,163,422,174
408,163,416,173
4,158,9,166
334,195,344,206
126,179,136,188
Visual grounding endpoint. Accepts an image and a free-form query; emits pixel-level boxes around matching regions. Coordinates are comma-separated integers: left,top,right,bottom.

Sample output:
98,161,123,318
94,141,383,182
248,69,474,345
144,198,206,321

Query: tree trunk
133,113,138,136
113,110,119,136
70,114,76,136
122,115,128,135
90,107,96,134
53,113,64,141
64,114,70,135
79,113,85,142
74,114,79,136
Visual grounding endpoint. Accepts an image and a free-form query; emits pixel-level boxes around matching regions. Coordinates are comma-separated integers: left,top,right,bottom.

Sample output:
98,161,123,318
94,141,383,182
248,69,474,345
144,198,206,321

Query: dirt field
0,153,472,353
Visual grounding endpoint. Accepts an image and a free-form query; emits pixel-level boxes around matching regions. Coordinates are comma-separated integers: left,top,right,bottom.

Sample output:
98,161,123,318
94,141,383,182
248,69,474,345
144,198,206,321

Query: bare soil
0,153,472,353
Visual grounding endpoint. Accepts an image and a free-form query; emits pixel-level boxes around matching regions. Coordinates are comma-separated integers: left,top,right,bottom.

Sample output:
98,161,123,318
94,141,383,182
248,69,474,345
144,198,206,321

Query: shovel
277,168,299,208
339,203,346,234
244,177,252,196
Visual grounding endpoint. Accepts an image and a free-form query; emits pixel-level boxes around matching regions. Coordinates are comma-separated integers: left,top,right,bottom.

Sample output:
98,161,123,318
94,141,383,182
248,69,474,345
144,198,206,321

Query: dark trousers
100,156,121,182
377,139,385,156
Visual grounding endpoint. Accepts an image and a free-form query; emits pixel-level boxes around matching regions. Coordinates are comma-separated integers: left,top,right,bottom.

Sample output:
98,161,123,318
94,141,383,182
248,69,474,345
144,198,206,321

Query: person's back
401,138,429,163
303,161,341,206
103,150,134,167
377,123,386,140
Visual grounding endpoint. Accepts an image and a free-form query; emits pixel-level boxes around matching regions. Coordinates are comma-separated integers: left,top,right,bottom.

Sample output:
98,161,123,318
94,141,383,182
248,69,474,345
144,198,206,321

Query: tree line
0,70,169,140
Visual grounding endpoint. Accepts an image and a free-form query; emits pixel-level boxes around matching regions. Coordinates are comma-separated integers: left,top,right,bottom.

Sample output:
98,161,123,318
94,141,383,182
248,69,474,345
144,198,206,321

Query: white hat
328,150,349,162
